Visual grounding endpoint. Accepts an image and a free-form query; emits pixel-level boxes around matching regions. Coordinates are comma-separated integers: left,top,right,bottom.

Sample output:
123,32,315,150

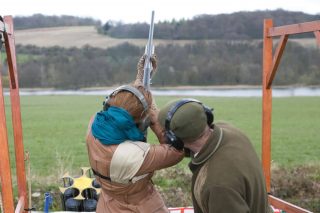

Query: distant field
4,95,320,176
15,26,318,48
15,26,195,48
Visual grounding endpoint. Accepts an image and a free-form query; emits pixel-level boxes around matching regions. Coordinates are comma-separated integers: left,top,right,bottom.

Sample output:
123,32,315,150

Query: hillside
15,26,196,48
10,11,320,89
14,26,318,48
102,10,320,39
13,10,320,48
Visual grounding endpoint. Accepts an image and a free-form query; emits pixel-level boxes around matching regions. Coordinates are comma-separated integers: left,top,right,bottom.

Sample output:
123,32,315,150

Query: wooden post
314,31,320,46
3,16,28,212
266,35,288,89
262,19,320,211
268,20,320,36
0,57,15,213
262,19,273,193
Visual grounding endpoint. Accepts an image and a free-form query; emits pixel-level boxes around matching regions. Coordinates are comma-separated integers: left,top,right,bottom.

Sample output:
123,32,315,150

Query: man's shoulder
215,121,249,140
215,121,238,131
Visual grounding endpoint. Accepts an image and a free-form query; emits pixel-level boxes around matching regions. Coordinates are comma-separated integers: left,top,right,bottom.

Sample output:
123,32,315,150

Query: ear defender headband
165,99,214,150
103,85,150,132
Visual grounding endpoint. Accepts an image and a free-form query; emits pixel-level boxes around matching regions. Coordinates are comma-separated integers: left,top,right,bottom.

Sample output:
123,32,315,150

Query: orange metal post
0,58,15,213
262,19,320,212
262,19,273,192
314,31,320,46
266,35,288,89
3,16,28,212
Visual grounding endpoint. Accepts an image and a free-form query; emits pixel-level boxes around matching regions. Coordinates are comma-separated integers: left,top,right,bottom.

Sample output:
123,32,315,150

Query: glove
135,54,157,85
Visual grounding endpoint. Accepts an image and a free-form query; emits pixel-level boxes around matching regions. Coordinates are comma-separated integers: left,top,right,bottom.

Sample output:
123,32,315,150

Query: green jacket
189,122,269,213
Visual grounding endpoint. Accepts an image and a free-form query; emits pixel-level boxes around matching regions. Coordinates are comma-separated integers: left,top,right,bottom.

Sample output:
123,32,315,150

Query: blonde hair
107,85,152,122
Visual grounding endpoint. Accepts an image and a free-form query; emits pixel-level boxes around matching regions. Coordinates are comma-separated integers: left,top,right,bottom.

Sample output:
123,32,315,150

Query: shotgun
142,11,155,91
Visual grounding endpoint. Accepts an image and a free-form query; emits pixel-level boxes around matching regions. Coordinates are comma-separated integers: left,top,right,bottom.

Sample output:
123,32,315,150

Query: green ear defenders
165,98,214,150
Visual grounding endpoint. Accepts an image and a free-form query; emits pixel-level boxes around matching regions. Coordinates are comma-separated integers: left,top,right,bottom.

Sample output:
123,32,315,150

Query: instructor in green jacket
158,98,269,213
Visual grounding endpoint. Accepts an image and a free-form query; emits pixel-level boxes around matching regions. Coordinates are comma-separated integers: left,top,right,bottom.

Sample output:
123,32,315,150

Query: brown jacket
86,117,184,213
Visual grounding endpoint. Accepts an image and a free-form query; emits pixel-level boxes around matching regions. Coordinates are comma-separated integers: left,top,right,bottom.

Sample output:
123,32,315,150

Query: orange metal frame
262,19,320,213
0,15,319,213
0,16,28,213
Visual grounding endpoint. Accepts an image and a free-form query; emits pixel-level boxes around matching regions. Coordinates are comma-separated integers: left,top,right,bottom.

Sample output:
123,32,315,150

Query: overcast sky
2,0,320,24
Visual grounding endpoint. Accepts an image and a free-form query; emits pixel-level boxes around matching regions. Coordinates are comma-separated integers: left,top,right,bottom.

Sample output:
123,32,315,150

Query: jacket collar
191,125,223,166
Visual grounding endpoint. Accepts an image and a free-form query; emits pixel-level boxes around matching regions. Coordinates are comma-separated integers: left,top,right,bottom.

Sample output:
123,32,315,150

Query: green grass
3,95,320,211
4,95,320,176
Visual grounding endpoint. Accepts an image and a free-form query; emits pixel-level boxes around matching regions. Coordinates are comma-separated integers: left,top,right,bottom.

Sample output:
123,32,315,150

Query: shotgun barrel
142,11,155,91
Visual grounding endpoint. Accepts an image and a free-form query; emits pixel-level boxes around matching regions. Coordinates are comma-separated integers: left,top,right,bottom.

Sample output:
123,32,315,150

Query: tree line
3,41,318,89
100,10,320,39
13,14,101,30
12,10,320,40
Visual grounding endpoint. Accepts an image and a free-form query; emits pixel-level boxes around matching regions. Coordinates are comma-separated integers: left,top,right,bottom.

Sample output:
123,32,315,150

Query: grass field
3,95,320,210
4,95,320,175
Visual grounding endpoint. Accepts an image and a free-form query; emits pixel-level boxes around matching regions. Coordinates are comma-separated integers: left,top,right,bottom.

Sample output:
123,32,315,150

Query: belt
91,168,149,184
91,168,111,181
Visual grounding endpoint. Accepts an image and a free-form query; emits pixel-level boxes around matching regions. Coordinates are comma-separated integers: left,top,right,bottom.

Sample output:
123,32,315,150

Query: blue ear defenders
103,85,150,132
164,99,214,150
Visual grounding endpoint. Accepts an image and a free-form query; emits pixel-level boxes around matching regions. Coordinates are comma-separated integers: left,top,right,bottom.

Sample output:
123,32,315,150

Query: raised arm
134,54,157,86
149,104,167,144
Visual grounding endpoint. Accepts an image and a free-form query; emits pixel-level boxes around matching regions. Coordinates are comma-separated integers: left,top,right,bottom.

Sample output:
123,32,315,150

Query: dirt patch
155,164,320,212
27,164,319,211
270,164,320,212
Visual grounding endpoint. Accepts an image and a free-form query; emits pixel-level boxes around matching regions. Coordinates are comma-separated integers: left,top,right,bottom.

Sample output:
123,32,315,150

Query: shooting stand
0,14,319,213
262,19,320,213
0,16,28,213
